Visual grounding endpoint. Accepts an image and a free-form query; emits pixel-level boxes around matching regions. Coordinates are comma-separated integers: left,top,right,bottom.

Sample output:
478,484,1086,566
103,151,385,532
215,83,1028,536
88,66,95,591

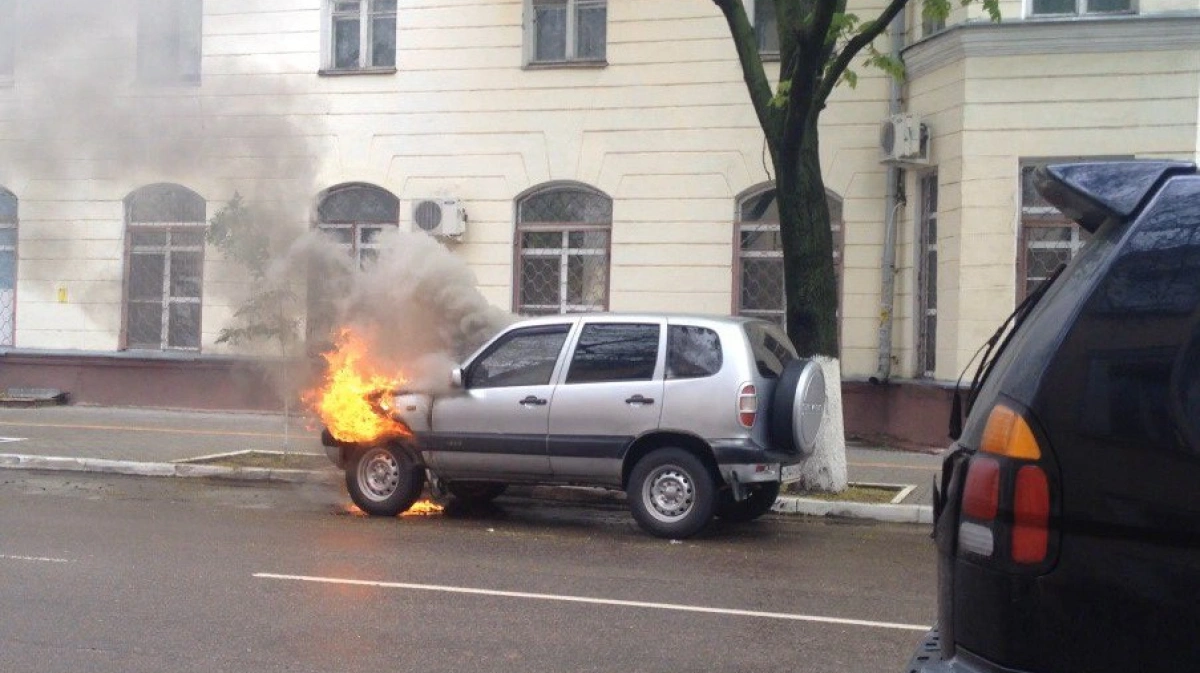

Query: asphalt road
0,469,934,673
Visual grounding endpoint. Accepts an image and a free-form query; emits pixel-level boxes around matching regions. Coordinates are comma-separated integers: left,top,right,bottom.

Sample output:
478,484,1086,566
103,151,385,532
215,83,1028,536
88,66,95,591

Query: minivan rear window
745,322,797,378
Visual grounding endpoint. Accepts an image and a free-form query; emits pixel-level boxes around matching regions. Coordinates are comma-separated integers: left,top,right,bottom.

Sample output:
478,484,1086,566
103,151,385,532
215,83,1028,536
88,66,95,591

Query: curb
0,453,340,485
0,453,933,525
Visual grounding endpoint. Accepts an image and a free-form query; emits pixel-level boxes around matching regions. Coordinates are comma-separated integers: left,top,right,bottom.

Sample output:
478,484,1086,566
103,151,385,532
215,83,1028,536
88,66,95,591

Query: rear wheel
628,448,717,539
345,444,425,516
446,481,508,505
715,482,780,522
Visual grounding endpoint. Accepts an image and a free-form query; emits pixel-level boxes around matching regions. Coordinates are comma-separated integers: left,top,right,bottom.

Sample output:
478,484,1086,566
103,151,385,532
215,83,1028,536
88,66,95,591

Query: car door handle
625,395,655,405
519,395,548,406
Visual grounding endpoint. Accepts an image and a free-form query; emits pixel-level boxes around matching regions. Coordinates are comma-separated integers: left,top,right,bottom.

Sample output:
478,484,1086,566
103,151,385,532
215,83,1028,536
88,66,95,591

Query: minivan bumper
906,630,1034,673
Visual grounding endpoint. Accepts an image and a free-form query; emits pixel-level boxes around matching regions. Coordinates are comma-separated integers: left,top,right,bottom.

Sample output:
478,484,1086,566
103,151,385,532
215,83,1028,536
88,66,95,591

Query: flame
402,500,445,516
304,328,412,444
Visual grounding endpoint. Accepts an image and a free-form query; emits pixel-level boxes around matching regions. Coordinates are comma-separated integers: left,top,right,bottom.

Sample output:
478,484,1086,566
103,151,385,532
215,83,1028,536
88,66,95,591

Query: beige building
0,0,1196,444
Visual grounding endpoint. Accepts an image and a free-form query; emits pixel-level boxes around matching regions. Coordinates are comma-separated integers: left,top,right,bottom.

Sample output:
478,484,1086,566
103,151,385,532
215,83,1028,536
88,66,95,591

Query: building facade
0,0,1197,445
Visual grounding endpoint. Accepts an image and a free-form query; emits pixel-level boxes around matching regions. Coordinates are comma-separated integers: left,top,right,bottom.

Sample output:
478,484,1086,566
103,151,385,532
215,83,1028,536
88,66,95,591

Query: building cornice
903,13,1200,80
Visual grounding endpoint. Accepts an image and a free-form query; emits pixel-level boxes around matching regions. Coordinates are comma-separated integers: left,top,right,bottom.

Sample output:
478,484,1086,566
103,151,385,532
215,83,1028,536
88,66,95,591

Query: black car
906,160,1200,673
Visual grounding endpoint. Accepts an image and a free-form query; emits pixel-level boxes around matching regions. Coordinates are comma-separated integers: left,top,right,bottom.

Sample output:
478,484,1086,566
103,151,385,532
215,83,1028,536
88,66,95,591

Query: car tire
628,448,717,539
446,481,508,505
770,358,826,456
345,444,425,516
715,482,780,522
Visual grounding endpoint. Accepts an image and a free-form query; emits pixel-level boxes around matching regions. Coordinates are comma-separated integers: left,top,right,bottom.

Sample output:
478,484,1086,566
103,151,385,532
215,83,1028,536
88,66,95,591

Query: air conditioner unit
411,198,466,239
879,113,930,165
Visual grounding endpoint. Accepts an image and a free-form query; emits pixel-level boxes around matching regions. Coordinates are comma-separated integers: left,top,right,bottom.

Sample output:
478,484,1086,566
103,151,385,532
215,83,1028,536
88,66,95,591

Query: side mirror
451,367,464,388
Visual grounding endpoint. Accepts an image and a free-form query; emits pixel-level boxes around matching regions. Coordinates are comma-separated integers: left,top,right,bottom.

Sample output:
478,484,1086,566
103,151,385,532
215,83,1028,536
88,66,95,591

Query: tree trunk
775,124,839,359
775,121,847,492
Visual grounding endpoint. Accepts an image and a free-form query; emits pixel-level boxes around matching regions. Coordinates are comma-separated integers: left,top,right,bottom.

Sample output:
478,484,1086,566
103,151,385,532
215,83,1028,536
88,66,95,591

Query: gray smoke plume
1,0,512,406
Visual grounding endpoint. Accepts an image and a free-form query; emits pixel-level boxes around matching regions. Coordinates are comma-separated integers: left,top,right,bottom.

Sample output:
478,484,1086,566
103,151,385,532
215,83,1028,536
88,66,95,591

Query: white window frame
322,0,397,73
517,229,609,314
1027,0,1136,18
743,0,779,59
0,187,16,346
125,224,206,351
136,0,204,86
524,0,608,67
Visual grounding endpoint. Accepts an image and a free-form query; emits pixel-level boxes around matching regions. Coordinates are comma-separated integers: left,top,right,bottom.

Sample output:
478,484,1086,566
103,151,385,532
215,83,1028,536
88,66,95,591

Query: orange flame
304,328,412,444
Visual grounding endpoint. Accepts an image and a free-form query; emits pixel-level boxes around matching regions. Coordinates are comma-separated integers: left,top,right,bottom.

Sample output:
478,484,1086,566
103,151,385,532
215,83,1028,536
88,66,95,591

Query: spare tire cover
769,359,826,456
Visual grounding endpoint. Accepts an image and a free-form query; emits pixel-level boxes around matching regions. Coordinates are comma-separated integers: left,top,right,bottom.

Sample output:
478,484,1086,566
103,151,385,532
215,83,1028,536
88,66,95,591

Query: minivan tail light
1012,465,1051,564
981,404,1042,460
962,456,1000,521
737,384,757,428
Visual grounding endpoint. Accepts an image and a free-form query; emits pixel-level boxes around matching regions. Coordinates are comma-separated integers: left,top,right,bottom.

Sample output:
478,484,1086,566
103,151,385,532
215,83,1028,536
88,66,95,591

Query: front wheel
628,448,717,539
345,444,425,516
715,482,780,522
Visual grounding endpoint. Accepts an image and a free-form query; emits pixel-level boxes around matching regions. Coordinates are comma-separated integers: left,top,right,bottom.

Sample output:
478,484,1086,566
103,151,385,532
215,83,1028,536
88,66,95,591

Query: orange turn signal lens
981,404,1042,460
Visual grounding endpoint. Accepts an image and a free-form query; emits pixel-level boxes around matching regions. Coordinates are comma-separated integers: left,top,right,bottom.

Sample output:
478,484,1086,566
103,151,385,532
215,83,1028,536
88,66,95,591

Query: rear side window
467,325,570,389
667,325,722,379
566,323,660,384
1068,176,1200,452
745,322,797,378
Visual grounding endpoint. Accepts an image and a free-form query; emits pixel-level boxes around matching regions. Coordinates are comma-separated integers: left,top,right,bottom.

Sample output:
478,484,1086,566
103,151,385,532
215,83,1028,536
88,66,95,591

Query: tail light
957,403,1056,568
737,384,757,428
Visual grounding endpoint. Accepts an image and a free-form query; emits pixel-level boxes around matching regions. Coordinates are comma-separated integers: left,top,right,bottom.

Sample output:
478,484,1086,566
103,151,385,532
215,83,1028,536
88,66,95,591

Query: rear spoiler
1032,161,1197,233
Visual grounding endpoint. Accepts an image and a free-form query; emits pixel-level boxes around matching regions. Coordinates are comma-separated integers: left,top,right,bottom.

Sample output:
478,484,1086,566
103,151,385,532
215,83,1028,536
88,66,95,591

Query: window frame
136,0,204,86
465,324,572,389
1027,0,1136,17
732,184,844,333
514,183,612,316
916,171,939,379
121,185,207,352
744,0,780,60
321,0,398,75
524,0,608,67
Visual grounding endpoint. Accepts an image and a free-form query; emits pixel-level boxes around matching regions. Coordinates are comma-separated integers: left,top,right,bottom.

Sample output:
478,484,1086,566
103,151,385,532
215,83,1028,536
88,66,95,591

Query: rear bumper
906,630,1033,673
710,438,803,485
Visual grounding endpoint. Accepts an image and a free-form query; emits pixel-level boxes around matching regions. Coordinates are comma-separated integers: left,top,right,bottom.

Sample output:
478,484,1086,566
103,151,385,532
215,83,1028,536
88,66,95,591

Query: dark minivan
906,161,1200,673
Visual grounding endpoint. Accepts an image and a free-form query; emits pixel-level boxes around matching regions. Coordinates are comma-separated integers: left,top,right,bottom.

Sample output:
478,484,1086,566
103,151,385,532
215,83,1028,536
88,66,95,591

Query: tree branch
714,0,780,143
815,0,909,106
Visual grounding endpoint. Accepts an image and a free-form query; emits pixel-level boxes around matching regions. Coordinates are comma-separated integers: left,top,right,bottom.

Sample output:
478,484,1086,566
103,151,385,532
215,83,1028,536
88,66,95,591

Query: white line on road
1,554,72,563
254,572,930,632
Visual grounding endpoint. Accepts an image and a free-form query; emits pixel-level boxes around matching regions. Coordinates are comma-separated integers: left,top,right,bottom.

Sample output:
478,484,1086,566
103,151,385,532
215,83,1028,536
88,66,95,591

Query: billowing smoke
0,0,512,404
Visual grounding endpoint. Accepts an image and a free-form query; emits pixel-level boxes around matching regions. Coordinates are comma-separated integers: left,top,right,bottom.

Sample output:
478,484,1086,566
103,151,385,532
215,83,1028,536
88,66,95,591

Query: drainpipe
872,10,906,384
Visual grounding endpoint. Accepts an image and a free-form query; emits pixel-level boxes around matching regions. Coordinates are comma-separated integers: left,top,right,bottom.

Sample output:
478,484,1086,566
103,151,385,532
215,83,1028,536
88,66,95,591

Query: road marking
254,572,930,632
1,554,72,563
0,437,25,443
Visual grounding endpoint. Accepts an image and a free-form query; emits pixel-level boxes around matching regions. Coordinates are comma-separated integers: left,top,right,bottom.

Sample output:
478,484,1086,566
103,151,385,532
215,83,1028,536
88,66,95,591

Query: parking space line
254,572,930,632
1,554,73,563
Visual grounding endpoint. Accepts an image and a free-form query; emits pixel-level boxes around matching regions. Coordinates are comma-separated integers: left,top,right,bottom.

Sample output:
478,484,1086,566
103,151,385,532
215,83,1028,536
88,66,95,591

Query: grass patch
187,451,331,471
785,483,901,504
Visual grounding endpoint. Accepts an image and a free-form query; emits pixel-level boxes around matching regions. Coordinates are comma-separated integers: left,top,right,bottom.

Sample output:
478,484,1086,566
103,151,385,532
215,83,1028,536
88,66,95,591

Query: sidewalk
0,404,944,524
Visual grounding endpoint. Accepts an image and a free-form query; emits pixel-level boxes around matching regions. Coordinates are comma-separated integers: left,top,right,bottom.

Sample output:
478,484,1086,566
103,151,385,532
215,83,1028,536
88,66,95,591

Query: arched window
0,187,16,346
123,184,207,351
309,183,400,342
734,185,844,327
515,183,611,315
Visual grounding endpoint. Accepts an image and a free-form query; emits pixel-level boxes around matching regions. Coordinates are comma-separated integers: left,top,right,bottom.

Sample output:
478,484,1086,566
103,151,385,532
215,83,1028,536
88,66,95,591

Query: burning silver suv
322,313,826,538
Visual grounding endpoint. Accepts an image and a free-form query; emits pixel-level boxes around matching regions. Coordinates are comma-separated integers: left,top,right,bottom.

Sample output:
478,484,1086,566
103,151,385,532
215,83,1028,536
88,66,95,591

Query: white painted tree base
796,356,848,493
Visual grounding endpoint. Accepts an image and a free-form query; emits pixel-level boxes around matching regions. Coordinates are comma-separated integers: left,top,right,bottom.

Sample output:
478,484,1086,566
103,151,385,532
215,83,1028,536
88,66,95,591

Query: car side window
667,325,722,379
565,323,660,384
466,325,570,389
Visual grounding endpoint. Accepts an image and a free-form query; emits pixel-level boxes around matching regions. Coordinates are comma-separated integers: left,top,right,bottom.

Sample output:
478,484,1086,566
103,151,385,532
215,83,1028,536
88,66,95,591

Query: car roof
508,312,765,330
